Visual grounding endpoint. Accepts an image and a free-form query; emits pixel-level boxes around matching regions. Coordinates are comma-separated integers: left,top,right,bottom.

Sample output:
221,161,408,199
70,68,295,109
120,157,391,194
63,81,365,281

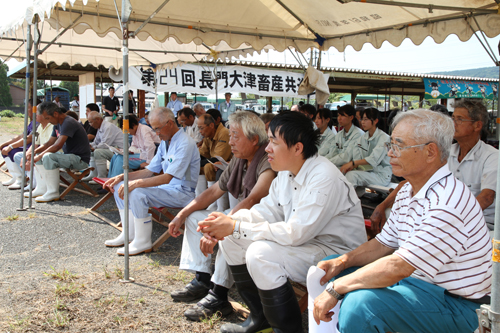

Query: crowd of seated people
1,98,496,333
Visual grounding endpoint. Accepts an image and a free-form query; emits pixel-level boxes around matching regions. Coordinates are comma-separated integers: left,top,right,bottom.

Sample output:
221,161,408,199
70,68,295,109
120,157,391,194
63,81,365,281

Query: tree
0,64,13,107
59,81,79,98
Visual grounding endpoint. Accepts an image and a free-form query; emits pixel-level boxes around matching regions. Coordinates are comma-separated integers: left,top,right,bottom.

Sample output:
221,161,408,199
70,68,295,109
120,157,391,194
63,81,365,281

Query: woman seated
339,108,392,188
325,104,364,167
315,108,337,156
107,115,161,178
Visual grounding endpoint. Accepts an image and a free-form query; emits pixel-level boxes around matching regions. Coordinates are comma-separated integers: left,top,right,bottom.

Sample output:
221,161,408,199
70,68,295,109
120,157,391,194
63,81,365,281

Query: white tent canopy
1,0,499,54
0,21,272,69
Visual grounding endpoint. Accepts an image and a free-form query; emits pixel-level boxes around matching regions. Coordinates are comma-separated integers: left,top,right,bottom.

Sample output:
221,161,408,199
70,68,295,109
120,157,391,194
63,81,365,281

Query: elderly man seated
1,102,37,189
13,105,55,196
178,108,203,144
107,114,161,178
24,102,90,202
193,102,206,118
312,109,492,333
197,113,232,210
84,111,123,182
103,107,200,256
197,112,367,333
370,99,498,234
167,111,277,321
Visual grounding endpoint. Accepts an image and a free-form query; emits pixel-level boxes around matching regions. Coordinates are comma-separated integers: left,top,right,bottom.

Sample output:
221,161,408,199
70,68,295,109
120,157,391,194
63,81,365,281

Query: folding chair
149,206,184,251
58,167,98,200
0,160,11,177
87,177,121,230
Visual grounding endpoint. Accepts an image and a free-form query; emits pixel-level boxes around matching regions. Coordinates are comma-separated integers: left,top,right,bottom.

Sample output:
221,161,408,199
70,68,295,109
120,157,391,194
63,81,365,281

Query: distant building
9,84,25,106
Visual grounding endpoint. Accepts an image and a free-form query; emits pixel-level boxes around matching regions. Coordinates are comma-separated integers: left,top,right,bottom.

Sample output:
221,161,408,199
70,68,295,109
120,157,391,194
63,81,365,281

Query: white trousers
179,209,234,289
220,237,332,290
345,170,390,188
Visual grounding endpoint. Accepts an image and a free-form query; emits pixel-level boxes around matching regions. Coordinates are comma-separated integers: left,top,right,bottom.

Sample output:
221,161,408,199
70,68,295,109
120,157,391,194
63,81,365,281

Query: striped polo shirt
376,164,492,299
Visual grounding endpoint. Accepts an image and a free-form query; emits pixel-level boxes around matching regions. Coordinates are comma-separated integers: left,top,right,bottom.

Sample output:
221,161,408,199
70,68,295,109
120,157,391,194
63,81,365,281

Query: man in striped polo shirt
312,109,492,333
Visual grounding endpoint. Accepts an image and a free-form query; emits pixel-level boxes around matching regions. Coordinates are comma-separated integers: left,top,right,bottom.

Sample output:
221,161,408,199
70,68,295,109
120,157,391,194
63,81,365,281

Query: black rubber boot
220,264,271,333
258,280,303,333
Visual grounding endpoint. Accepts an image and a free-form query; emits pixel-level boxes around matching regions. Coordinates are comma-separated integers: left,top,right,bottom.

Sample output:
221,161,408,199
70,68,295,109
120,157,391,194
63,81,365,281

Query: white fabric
184,120,203,143
376,164,492,299
326,125,365,167
448,140,498,229
318,127,337,157
231,155,367,254
179,209,234,289
70,99,79,111
91,119,123,149
298,66,330,105
35,123,54,146
131,123,160,163
2,0,499,55
166,99,183,117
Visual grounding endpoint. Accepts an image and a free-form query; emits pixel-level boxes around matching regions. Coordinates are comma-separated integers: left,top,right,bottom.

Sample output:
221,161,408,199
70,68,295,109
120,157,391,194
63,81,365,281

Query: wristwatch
326,281,345,300
8,144,14,150
232,219,241,239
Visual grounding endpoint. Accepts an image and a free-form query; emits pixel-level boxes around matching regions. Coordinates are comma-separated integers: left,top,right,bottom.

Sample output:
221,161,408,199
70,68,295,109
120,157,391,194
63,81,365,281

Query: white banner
129,64,329,98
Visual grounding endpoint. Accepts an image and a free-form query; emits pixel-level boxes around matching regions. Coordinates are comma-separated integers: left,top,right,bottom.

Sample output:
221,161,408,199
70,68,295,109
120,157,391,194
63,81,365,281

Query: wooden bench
0,160,11,177
59,168,98,200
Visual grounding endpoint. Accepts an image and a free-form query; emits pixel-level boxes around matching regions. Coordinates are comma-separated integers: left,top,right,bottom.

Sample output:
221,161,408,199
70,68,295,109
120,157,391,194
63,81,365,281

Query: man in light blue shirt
218,92,237,121
167,92,184,117
103,107,200,256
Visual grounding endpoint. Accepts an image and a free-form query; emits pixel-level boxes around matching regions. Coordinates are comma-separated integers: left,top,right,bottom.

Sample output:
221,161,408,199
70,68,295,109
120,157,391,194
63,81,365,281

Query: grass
54,283,81,297
45,309,68,328
201,312,222,329
6,215,19,221
0,117,26,135
43,266,78,281
8,316,31,331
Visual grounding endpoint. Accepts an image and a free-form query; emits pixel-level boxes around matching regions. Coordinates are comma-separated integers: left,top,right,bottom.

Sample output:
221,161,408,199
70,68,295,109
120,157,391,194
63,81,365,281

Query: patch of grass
103,267,111,279
152,282,162,295
28,212,36,218
113,316,122,325
45,309,68,328
170,270,190,284
200,312,222,329
6,215,19,221
54,282,80,297
0,117,25,134
43,266,78,281
54,297,67,311
148,258,161,268
8,315,30,331
114,267,124,279
135,297,145,305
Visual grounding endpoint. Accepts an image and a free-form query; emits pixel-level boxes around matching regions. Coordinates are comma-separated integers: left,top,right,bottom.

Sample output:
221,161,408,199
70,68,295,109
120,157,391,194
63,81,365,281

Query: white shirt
377,164,492,299
318,127,337,157
448,140,498,229
231,155,367,254
53,100,63,108
184,119,203,143
131,124,161,163
35,123,54,146
91,120,124,150
167,99,183,117
70,100,79,111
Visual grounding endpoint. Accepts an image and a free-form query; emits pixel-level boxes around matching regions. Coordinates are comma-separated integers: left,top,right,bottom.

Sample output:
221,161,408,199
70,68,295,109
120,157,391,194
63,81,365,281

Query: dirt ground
0,117,309,332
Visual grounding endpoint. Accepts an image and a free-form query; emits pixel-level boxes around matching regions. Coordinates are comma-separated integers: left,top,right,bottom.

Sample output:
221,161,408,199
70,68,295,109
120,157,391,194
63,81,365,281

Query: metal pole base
119,277,135,283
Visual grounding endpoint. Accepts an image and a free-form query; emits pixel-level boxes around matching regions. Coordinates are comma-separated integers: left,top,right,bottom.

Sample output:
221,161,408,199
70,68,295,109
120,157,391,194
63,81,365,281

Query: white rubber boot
2,158,21,186
117,214,152,256
105,209,135,247
217,192,229,212
206,181,217,211
35,168,60,202
81,156,96,181
89,159,107,184
229,193,239,210
25,165,46,198
195,174,207,197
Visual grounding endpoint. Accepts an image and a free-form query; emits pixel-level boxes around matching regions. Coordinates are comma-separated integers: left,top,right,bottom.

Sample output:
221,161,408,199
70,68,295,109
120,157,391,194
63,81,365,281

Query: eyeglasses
451,116,476,125
153,120,170,133
384,142,432,157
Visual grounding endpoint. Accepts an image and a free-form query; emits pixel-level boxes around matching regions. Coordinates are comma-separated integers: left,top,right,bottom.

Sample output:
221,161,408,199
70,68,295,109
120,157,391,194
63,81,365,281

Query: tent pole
17,24,33,211
28,18,40,209
121,0,133,283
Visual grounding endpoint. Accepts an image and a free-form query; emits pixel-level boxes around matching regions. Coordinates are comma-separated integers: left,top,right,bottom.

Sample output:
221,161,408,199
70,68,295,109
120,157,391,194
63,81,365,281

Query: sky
239,34,500,75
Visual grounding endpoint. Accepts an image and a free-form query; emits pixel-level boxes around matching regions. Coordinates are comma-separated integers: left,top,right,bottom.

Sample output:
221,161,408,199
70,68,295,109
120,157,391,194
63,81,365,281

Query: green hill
430,67,499,79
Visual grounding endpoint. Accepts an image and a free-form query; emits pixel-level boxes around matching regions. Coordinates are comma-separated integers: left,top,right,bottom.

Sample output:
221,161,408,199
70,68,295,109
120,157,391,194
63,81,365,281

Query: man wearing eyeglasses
102,107,200,256
313,109,492,333
370,100,498,233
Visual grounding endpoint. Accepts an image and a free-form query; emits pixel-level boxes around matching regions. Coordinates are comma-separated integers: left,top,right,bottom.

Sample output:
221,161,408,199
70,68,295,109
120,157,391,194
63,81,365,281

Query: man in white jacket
197,112,367,333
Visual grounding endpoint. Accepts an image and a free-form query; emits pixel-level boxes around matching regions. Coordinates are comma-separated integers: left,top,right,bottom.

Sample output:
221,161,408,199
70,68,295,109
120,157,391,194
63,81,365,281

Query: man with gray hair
84,111,124,182
102,107,200,256
192,103,206,118
168,111,277,321
24,101,91,202
313,109,492,333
